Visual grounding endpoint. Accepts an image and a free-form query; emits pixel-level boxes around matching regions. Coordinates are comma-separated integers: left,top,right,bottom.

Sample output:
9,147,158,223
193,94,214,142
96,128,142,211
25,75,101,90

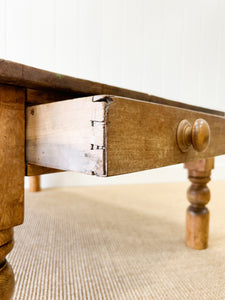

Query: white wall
1,0,225,187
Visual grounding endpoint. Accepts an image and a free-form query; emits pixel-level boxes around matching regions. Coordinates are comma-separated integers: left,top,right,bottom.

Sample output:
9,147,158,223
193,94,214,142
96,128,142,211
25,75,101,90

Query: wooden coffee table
0,59,224,299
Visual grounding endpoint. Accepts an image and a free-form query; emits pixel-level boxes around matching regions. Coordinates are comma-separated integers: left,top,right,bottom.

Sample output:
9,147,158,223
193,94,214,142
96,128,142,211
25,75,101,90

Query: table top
0,59,224,117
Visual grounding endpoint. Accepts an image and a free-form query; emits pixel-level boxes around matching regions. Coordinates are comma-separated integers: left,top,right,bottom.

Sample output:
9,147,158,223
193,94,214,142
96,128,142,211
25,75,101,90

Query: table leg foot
29,175,41,192
0,229,15,299
184,158,214,250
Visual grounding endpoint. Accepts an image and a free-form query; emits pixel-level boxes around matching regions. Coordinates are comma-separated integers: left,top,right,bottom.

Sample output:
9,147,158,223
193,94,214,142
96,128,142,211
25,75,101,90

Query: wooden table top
0,59,224,116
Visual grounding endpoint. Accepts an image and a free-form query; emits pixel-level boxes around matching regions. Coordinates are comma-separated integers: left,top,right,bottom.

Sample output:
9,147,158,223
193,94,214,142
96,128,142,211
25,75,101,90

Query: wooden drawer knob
177,119,210,152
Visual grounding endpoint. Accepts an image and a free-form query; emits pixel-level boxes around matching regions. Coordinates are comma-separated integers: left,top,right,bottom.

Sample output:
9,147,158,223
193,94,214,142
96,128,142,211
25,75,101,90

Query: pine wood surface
26,164,62,176
0,85,25,229
105,96,224,176
26,94,225,176
185,158,214,249
0,58,224,298
0,229,13,247
0,260,14,300
0,83,25,299
28,176,41,192
0,59,223,116
0,58,222,177
25,88,67,176
26,96,106,175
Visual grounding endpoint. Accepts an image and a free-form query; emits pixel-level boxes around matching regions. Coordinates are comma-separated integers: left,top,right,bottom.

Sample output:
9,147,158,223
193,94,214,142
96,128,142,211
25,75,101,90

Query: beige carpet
7,181,225,299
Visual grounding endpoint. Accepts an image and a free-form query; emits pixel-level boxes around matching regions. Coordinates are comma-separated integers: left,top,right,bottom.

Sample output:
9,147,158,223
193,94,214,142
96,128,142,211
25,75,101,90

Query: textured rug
7,181,225,299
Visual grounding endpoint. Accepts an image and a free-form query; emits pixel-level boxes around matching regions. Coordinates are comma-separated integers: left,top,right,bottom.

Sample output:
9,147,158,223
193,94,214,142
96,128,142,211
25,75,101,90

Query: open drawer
26,94,225,176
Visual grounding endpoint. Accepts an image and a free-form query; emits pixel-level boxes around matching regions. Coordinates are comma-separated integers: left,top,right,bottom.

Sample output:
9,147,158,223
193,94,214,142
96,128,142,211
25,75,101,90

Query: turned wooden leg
0,229,15,300
184,158,214,250
29,175,41,192
0,260,14,300
0,85,25,298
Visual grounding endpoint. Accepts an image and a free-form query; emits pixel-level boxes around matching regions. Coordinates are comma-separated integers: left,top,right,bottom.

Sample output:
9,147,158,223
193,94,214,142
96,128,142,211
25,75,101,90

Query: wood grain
26,94,225,176
185,158,214,249
0,260,14,300
177,119,210,153
26,96,107,176
25,88,69,175
0,229,13,247
0,59,223,116
26,88,77,106
0,229,14,267
105,96,225,176
29,176,41,192
26,164,62,176
0,85,25,229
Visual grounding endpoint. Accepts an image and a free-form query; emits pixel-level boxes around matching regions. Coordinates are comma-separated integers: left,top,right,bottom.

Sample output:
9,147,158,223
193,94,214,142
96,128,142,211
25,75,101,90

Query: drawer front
105,96,225,176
